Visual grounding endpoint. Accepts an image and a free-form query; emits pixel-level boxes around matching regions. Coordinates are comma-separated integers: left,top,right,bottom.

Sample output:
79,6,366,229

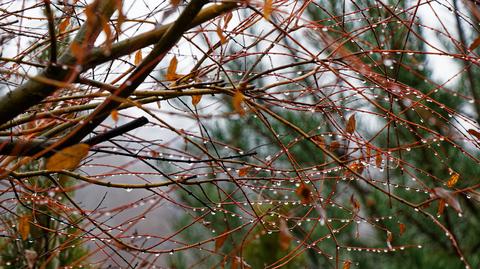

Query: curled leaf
191,95,202,106
166,56,180,81
18,214,30,240
431,187,462,213
46,144,90,171
233,90,246,115
134,50,142,65
447,172,459,188
295,183,312,204
346,114,356,134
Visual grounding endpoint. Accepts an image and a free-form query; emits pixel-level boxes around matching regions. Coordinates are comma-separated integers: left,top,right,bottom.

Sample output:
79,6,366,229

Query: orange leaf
295,183,312,204
59,17,70,34
18,214,30,240
469,36,480,50
447,172,459,188
279,219,292,251
238,166,250,177
70,42,84,62
342,260,351,269
467,129,480,141
191,95,202,106
170,0,181,6
437,199,446,216
264,0,273,19
110,109,119,122
216,23,227,44
398,223,406,236
346,114,356,134
215,233,228,252
329,140,340,152
134,50,143,65
224,12,233,27
431,187,462,213
375,153,382,167
311,135,325,147
233,90,246,115
46,144,90,170
101,17,112,53
166,56,180,81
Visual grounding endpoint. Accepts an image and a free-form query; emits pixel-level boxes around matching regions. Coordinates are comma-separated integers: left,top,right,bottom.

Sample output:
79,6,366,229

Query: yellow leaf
233,90,245,115
46,144,90,171
264,0,273,19
59,17,70,34
134,50,142,65
447,172,459,188
346,114,356,134
110,109,119,122
18,215,30,240
191,95,202,106
166,56,180,81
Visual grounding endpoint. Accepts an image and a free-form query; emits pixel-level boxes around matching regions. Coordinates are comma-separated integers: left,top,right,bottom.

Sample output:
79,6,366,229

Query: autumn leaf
329,140,340,152
279,219,292,251
311,135,325,147
447,172,459,188
399,223,406,236
166,56,180,81
59,17,70,34
18,214,30,240
70,42,84,62
110,109,119,122
134,50,143,65
467,129,480,141
215,232,228,252
431,187,462,213
350,194,360,213
46,144,90,171
101,17,112,53
264,0,273,19
469,36,480,50
238,166,250,177
224,12,233,26
295,183,312,204
342,260,351,269
191,95,202,106
170,0,181,6
233,90,246,115
216,23,227,44
375,153,382,167
437,199,446,216
346,114,356,134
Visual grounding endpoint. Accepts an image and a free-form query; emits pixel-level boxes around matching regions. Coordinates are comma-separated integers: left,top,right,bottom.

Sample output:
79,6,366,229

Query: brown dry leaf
233,90,246,115
346,114,356,134
329,140,340,152
191,95,202,106
399,223,406,236
110,109,119,122
468,129,480,141
134,50,143,65
469,36,480,50
311,135,325,147
447,172,459,188
342,260,351,269
216,23,227,44
59,17,70,34
224,12,233,26
101,17,112,53
295,183,312,204
437,199,446,215
279,219,292,251
431,187,462,213
70,42,84,62
166,56,180,81
114,0,125,31
350,194,360,212
264,0,273,19
215,233,228,252
375,153,382,167
238,166,250,177
170,0,181,6
18,214,30,240
46,144,90,171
